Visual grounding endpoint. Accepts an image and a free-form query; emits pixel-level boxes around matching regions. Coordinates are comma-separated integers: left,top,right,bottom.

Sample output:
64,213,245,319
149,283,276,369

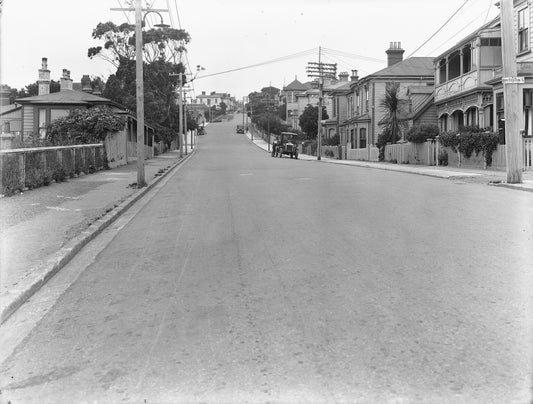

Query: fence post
19,153,25,189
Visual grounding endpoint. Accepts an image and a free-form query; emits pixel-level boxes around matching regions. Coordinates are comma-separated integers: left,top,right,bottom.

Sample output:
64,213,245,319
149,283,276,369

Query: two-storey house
280,77,312,129
343,42,435,150
434,17,502,132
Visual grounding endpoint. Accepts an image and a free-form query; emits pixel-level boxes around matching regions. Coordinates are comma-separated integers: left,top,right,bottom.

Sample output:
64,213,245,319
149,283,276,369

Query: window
518,8,529,53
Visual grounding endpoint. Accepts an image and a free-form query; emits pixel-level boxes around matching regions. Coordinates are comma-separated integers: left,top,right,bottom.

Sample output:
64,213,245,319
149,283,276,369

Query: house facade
193,91,235,111
323,72,353,142
343,42,435,149
433,17,502,132
280,78,312,129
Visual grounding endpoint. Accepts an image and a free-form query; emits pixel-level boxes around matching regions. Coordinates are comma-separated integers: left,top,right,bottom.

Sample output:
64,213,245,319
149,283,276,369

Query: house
323,72,354,143
193,91,235,111
0,85,22,134
3,58,155,165
433,17,502,132
280,77,312,129
343,42,435,150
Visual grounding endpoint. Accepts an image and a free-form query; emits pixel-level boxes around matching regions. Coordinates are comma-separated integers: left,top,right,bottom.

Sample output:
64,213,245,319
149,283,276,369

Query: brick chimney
338,72,349,82
60,69,73,91
386,42,404,67
0,85,11,106
38,57,51,95
81,75,92,93
350,69,359,82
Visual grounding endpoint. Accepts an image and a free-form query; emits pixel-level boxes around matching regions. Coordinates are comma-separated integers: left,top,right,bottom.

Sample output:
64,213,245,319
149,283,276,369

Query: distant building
193,91,235,111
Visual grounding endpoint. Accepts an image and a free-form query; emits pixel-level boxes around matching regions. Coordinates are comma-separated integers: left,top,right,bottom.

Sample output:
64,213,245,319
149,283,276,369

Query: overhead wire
322,47,385,64
407,0,471,57
195,48,318,80
426,5,496,56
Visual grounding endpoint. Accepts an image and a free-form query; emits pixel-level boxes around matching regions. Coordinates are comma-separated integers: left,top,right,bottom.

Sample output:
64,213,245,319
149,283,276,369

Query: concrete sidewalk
245,131,533,192
0,147,195,323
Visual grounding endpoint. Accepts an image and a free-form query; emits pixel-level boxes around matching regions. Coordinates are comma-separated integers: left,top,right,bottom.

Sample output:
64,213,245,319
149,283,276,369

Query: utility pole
500,0,523,183
134,0,146,186
111,3,168,187
307,47,336,161
178,72,184,157
184,96,188,155
242,96,246,130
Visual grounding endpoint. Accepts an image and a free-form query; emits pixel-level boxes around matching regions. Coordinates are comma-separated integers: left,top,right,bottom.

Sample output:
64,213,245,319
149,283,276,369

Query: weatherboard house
342,42,435,152
5,58,155,166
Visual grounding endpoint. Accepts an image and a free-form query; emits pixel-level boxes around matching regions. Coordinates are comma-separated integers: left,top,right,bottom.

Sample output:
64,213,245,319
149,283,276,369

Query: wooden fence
346,146,379,162
0,144,106,195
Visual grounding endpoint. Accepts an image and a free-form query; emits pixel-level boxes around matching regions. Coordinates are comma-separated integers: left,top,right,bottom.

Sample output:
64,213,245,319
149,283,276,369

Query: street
1,118,532,403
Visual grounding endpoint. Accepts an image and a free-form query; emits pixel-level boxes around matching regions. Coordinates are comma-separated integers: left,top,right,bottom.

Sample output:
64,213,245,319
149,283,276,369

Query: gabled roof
283,79,310,91
368,57,434,78
15,90,115,105
325,80,352,94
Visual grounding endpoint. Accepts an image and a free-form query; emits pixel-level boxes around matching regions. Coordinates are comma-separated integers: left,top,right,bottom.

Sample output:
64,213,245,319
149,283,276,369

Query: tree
88,21,191,67
299,104,329,140
46,106,126,145
90,21,191,147
378,82,408,144
219,101,227,115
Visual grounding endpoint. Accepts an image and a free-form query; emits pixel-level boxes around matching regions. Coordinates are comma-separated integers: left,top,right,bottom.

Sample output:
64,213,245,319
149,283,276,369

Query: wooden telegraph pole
134,0,146,186
307,47,336,161
500,0,523,183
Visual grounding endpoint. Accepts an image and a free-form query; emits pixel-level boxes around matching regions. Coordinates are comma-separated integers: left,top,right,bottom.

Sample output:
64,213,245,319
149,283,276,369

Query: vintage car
272,132,299,159
236,125,245,134
198,126,205,135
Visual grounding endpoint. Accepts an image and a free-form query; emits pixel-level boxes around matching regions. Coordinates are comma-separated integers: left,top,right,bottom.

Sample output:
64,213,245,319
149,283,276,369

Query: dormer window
518,7,529,53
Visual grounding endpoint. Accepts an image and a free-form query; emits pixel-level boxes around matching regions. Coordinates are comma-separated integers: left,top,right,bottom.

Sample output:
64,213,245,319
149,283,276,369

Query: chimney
386,42,404,67
350,69,359,82
60,69,73,91
202,91,206,95
0,85,11,107
339,72,349,82
38,57,51,95
81,75,92,93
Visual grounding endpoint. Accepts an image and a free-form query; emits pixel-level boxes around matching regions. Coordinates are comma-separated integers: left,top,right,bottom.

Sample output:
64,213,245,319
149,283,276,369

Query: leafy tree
405,124,439,143
88,21,190,67
219,101,227,115
298,104,329,140
46,106,126,144
90,21,191,147
378,82,408,144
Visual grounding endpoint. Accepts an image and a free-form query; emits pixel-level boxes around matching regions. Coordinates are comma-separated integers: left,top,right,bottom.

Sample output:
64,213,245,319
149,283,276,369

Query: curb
0,150,195,324
489,182,533,193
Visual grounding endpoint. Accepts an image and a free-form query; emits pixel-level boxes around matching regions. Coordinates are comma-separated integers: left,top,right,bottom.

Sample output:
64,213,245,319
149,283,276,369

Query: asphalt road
1,117,532,403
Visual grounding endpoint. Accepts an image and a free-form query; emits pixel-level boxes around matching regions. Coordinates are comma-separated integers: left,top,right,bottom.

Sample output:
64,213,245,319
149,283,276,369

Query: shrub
376,128,393,161
405,124,439,144
438,129,499,167
438,150,448,166
1,154,23,195
323,134,340,146
324,149,335,158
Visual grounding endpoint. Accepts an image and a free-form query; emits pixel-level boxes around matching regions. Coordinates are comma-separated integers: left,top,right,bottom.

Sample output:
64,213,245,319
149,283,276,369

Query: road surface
1,117,532,403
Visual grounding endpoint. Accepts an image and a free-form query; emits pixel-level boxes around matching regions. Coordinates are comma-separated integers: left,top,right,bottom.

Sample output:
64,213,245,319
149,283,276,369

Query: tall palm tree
379,82,408,144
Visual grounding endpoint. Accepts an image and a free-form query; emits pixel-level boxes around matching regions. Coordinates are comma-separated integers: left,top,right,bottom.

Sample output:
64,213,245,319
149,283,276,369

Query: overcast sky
1,0,499,100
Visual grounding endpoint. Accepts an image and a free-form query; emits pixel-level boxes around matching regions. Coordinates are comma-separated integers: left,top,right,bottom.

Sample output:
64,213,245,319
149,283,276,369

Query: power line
195,48,318,80
408,0,471,57
322,47,385,64
426,6,494,56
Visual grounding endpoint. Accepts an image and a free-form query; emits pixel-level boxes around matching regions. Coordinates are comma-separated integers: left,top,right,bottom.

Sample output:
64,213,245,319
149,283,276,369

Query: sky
1,0,500,100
